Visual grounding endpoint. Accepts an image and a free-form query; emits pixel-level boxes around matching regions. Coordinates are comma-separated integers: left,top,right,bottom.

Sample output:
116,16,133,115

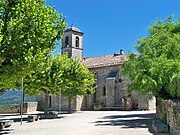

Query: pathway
0,111,170,135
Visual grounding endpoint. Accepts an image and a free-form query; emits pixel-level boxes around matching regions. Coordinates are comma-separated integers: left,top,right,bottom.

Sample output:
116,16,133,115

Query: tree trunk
68,97,72,114
156,97,159,117
44,93,49,115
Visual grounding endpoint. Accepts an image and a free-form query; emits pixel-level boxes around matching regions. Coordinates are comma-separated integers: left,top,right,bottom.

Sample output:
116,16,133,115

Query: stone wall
81,95,93,110
60,96,77,111
0,102,37,114
0,105,19,114
37,92,83,112
156,99,180,135
25,102,38,113
36,64,156,111
90,65,129,110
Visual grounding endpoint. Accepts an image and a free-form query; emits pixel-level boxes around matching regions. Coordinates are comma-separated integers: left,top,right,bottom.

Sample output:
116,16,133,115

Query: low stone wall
0,106,19,114
0,102,38,114
156,99,180,135
167,100,180,135
24,102,38,113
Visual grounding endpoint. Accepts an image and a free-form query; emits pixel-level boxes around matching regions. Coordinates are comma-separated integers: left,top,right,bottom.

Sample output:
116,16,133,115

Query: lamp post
20,78,24,125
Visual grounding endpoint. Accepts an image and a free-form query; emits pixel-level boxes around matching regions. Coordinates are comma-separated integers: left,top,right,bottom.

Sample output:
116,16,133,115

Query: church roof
65,24,83,33
83,54,129,69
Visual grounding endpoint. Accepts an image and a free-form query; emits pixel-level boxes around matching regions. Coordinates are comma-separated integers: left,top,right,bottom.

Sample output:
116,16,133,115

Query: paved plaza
0,111,170,135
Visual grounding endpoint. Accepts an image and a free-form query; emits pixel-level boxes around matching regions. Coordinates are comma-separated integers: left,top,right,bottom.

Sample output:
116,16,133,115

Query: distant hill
0,90,36,105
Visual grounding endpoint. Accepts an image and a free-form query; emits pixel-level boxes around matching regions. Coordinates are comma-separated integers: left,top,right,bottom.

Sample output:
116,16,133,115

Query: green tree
122,17,180,99
24,54,95,114
24,54,64,114
60,55,95,113
0,0,66,89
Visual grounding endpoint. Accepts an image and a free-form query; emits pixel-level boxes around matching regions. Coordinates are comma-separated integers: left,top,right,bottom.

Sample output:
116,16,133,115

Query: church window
75,36,79,47
103,86,106,96
48,95,52,108
65,36,69,47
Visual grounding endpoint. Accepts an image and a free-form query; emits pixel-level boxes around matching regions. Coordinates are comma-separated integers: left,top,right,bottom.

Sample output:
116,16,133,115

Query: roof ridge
83,53,129,69
87,54,114,59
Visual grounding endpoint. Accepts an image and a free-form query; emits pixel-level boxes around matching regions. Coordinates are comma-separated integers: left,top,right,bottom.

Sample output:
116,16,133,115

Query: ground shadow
103,113,155,120
94,113,155,127
94,112,170,135
0,114,66,122
39,116,66,120
0,117,28,123
0,114,19,117
0,128,14,135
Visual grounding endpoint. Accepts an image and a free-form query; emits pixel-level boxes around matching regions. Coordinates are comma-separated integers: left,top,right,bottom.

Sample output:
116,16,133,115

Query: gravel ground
0,111,171,135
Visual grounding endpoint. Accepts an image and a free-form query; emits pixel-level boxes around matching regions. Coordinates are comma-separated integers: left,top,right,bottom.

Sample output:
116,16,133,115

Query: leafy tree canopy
23,54,95,114
60,54,95,98
0,0,66,89
24,54,64,96
25,53,95,97
122,16,180,99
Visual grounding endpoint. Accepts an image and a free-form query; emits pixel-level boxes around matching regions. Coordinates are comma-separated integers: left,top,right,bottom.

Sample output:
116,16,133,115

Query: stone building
37,25,156,112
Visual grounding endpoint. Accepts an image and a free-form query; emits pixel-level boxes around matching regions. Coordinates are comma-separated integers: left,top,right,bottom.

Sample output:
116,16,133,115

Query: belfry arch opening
65,36,69,47
75,36,79,47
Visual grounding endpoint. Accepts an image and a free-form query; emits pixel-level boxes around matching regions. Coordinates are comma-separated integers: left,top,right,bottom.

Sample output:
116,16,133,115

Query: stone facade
156,99,180,135
83,65,129,110
37,93,83,112
81,64,156,111
37,25,156,112
37,64,156,112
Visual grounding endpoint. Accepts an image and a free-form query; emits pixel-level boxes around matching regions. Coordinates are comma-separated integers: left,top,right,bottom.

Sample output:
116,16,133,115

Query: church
37,25,156,112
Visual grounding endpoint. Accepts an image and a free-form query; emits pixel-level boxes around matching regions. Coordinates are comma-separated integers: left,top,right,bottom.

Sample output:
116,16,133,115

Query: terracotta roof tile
83,54,129,69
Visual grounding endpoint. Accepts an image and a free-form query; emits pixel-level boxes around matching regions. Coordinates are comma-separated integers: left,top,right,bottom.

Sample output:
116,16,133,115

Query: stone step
101,106,123,111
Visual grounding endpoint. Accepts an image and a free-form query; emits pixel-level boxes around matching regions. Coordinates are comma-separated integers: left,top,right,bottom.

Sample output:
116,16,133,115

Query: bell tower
62,24,84,60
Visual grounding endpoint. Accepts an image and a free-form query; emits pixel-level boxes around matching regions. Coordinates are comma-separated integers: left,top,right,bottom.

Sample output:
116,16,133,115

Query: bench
0,120,14,129
28,115,39,122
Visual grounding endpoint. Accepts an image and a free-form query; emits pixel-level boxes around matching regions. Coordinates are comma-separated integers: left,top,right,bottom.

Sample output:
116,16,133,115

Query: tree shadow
0,128,14,135
39,115,66,120
0,114,19,117
94,112,170,134
95,114,154,128
0,117,28,123
0,114,66,123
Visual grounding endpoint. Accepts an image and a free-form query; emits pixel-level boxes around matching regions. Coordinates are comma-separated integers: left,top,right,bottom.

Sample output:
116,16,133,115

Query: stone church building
37,25,156,111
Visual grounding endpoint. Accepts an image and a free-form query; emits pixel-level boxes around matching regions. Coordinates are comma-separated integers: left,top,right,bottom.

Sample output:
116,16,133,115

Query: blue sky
46,0,180,58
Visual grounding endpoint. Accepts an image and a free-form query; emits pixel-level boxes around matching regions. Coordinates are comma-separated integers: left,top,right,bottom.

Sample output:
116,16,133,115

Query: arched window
75,36,79,47
103,86,106,96
65,36,69,47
